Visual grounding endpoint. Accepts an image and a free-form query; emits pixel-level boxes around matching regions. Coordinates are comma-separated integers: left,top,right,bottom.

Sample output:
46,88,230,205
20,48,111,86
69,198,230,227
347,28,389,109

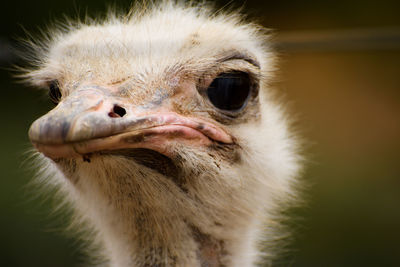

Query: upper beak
29,86,232,159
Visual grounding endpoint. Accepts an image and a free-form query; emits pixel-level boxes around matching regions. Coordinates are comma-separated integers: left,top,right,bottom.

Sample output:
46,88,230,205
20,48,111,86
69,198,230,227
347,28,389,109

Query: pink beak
29,85,232,159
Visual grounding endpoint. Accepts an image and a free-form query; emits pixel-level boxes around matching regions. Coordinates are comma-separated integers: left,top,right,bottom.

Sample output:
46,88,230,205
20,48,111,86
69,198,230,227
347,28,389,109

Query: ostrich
24,2,301,266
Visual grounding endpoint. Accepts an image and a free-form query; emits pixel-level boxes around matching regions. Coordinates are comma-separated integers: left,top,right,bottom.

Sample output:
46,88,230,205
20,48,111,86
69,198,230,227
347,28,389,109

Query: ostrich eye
48,81,62,105
207,71,251,111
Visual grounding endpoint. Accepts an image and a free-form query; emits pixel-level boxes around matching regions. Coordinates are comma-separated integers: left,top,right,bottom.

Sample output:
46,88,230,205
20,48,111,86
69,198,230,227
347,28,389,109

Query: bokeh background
1,0,399,266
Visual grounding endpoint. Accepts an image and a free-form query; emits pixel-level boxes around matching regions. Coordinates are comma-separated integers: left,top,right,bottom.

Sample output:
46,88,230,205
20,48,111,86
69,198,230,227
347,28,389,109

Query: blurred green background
1,0,399,266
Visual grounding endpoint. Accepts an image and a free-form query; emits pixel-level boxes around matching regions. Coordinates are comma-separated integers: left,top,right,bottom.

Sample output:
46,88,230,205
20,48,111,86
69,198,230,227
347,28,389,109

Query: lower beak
29,87,232,159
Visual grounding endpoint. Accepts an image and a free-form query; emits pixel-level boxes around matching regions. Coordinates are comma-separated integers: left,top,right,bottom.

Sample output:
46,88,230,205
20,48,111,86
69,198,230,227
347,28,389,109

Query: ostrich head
25,2,300,267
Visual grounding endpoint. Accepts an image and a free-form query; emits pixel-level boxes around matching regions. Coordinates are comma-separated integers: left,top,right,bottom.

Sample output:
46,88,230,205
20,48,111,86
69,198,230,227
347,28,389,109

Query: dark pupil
207,71,251,111
49,81,62,104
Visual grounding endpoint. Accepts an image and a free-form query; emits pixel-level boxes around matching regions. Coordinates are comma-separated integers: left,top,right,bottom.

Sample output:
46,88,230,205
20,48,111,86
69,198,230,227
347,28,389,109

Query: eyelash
48,80,62,105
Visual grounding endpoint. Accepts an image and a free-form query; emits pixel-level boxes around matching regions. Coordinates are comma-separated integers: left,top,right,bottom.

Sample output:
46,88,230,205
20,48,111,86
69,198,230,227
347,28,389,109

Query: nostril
113,105,127,117
108,104,126,118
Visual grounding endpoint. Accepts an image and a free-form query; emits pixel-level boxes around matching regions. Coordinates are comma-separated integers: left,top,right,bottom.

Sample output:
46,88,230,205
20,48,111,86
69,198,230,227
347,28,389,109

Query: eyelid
216,51,261,69
218,60,259,78
198,63,259,92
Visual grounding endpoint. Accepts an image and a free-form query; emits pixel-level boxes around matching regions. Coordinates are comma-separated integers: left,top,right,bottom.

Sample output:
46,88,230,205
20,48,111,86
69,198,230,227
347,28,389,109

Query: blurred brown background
1,0,399,266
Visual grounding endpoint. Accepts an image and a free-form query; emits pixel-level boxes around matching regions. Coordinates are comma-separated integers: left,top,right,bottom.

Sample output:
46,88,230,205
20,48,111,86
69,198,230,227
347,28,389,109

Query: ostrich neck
73,161,250,267
103,200,227,267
